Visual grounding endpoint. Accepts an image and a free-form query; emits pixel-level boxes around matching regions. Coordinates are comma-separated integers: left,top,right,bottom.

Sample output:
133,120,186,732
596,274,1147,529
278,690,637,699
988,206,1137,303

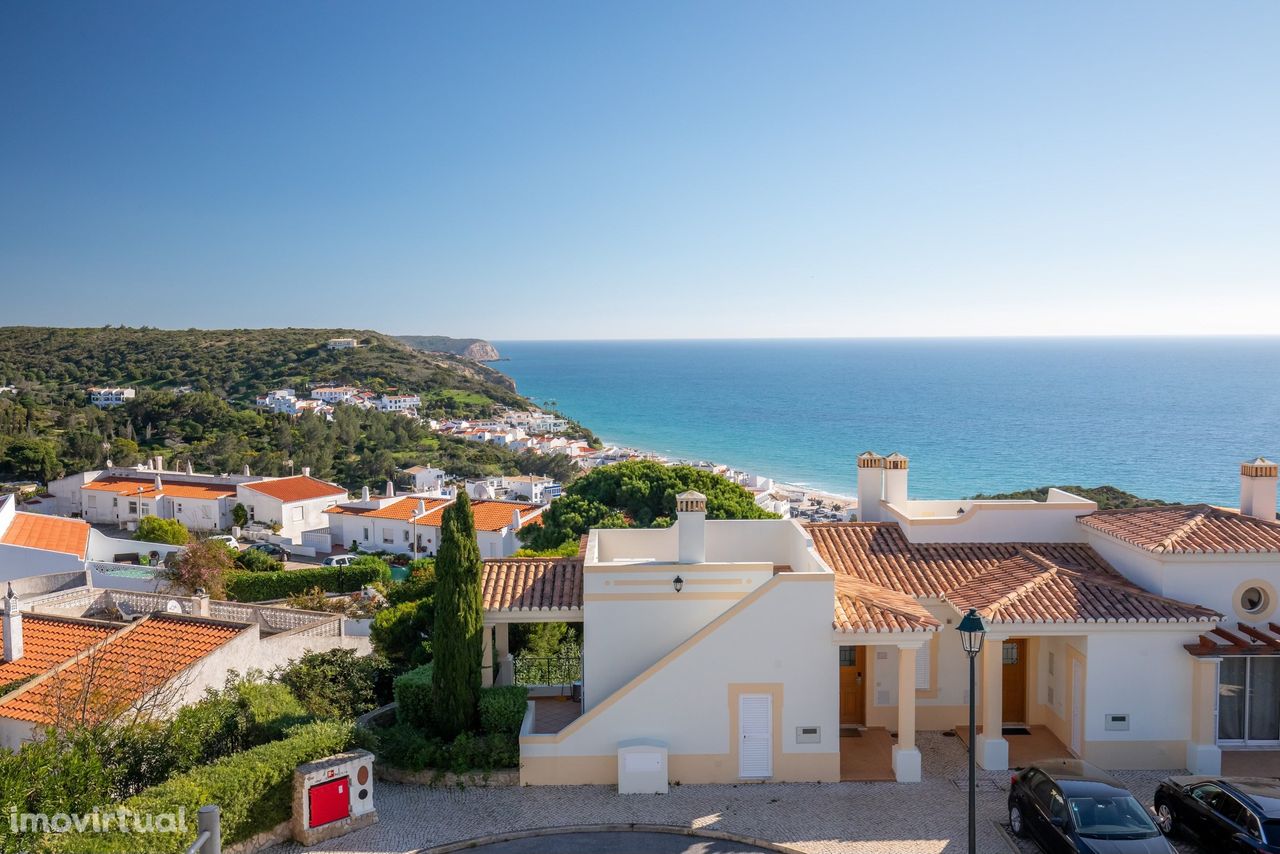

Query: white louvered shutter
915,643,931,691
739,695,772,778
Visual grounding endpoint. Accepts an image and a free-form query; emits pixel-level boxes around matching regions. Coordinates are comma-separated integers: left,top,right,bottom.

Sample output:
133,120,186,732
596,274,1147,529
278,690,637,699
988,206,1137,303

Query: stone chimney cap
857,451,885,468
1242,457,1278,478
676,491,707,513
884,452,910,470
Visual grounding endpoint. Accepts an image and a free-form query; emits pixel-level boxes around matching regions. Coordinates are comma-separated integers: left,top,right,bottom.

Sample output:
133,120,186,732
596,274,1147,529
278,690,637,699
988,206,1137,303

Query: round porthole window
1241,586,1269,615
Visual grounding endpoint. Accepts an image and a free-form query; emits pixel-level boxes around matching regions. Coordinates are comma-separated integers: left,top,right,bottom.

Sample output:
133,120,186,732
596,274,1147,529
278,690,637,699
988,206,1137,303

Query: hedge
56,720,354,853
370,724,517,774
225,561,390,602
478,685,529,737
393,663,435,730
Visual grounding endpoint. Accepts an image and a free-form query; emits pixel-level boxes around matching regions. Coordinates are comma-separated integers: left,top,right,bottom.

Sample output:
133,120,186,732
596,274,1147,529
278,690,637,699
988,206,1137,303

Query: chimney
186,460,195,475
361,486,371,502
676,490,707,564
3,584,22,663
302,466,311,477
192,588,211,618
1240,457,1278,522
883,452,909,507
154,474,163,491
243,465,251,476
856,451,885,522
154,455,164,471
512,508,522,530
417,499,426,516
385,480,395,498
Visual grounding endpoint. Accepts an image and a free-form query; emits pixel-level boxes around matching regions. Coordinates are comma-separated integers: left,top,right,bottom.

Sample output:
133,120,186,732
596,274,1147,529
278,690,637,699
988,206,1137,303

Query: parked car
322,555,355,567
1009,759,1174,853
1154,776,1280,852
205,535,238,550
246,542,291,561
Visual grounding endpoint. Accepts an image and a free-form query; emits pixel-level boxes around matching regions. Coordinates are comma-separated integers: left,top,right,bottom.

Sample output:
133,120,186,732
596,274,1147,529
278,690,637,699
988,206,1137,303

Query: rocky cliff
396,335,501,361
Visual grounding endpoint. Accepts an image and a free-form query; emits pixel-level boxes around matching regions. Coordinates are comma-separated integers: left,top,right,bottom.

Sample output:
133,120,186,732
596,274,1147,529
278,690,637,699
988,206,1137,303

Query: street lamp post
957,608,987,854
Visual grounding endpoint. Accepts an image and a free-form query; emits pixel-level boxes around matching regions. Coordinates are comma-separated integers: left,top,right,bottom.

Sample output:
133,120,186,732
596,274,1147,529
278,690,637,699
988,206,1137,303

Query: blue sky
1,2,1277,339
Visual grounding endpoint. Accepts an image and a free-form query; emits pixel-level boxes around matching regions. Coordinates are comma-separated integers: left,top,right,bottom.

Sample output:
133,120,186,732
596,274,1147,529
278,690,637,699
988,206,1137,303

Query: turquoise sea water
492,338,1280,506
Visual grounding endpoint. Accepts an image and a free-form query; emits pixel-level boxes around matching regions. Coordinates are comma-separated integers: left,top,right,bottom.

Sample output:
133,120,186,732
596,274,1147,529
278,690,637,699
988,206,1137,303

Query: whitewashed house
310,385,360,404
375,393,420,413
326,337,360,349
235,473,348,541
403,465,448,494
326,491,545,559
504,455,1280,788
87,387,136,407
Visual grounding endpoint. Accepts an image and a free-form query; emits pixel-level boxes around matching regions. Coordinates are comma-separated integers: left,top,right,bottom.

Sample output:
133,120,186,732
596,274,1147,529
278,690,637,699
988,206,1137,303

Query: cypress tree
431,491,484,737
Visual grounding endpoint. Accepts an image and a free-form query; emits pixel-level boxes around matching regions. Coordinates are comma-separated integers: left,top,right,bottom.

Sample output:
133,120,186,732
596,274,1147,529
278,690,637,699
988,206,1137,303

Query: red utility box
307,776,351,828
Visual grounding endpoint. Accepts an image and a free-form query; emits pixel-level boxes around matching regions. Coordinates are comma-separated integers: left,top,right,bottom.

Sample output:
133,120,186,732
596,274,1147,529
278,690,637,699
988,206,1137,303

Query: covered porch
480,555,584,692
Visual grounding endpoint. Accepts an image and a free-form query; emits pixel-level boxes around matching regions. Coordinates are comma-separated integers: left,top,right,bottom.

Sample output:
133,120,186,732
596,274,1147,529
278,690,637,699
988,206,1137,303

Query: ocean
492,338,1280,506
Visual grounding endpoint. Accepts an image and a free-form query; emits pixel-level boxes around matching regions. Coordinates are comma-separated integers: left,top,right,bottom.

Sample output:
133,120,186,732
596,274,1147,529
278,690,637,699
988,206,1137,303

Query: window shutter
915,643,931,691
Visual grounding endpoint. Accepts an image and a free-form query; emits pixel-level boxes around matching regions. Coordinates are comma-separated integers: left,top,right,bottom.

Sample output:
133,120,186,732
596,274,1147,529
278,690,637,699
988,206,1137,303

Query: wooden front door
1002,639,1028,724
839,646,866,726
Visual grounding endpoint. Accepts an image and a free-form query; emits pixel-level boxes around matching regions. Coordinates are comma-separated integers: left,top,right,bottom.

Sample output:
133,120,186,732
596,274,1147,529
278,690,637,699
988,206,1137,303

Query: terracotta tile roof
1081,504,1280,554
240,475,348,503
0,615,245,725
834,576,940,633
481,557,583,614
82,476,161,498
325,496,452,522
0,614,115,687
83,476,236,500
469,501,544,532
1,512,91,558
807,522,1218,627
944,549,1220,624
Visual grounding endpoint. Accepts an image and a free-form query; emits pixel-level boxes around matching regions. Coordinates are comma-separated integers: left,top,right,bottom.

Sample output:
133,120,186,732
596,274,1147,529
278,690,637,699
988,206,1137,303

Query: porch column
977,634,1009,771
494,623,511,686
893,641,922,782
481,624,495,688
1187,656,1222,774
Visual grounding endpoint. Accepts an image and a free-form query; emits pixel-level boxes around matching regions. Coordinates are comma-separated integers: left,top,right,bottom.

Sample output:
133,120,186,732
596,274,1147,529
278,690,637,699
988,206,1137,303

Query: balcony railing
513,654,582,688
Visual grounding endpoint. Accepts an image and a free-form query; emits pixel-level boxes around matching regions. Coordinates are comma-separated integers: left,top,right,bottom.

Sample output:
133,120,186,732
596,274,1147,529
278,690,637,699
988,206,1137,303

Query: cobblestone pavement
267,733,1190,854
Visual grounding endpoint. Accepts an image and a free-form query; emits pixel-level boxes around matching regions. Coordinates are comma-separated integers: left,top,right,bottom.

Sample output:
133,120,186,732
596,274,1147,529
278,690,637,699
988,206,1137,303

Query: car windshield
1068,796,1160,839
1264,820,1280,844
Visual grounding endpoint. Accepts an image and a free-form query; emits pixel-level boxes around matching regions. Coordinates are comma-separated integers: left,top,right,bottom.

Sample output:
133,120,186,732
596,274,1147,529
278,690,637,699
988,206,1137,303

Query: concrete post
1187,656,1222,774
893,643,922,782
977,635,1009,770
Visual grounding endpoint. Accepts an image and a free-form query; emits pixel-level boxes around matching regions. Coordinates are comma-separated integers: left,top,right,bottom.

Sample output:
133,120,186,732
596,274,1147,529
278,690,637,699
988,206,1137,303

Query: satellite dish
165,599,183,614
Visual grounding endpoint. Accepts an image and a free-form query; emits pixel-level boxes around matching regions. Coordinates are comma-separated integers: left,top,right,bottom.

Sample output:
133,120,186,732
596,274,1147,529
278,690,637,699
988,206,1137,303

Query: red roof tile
0,614,115,687
1,512,91,558
241,476,347,503
1081,504,1280,554
481,558,582,614
325,496,452,521
834,576,940,633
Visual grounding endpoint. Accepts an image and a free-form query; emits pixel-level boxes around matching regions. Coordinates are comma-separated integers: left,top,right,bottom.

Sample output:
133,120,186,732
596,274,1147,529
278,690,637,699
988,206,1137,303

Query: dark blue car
1009,760,1175,853
1154,776,1280,852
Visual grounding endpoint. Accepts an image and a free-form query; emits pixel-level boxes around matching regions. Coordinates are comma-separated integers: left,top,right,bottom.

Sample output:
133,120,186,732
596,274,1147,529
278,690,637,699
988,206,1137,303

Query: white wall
528,574,838,770
0,543,84,582
1083,629,1201,746
887,492,1095,544
86,530,184,563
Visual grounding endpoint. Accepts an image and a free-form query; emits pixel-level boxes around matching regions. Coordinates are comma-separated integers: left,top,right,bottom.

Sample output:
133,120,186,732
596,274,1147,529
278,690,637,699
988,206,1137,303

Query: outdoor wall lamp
672,575,684,593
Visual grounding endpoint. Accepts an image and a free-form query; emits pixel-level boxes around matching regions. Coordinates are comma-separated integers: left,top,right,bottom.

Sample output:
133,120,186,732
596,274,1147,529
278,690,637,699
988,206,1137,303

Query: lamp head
957,608,986,657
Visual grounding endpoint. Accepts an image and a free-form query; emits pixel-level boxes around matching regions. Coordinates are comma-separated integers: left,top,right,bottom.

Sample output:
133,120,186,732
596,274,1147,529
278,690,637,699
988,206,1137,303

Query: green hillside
969,485,1169,509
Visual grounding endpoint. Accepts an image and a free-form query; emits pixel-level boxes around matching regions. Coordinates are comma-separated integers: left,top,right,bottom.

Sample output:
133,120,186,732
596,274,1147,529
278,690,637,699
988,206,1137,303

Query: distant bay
492,338,1280,506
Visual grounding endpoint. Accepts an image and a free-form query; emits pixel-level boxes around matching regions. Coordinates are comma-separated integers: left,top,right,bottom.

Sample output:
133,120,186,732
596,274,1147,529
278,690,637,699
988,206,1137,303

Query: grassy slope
970,485,1170,509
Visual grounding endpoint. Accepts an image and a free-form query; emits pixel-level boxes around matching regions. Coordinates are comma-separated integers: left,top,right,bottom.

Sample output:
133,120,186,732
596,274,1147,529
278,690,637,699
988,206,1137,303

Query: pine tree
431,491,485,738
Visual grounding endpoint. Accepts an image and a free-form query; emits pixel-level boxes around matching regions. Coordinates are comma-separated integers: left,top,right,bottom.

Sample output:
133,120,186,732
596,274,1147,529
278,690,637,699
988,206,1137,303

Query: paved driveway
457,831,775,853
266,733,1194,854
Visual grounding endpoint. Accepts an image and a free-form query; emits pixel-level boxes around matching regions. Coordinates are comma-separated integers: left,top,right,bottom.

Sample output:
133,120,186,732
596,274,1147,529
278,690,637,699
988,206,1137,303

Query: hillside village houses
325,337,360,349
325,483,546,559
500,453,1280,790
86,386,136,407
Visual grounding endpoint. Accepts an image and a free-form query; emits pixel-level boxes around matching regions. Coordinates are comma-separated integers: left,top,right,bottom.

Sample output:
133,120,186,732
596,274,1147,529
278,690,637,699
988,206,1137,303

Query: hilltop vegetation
0,327,581,488
519,460,777,550
0,326,519,404
970,485,1169,509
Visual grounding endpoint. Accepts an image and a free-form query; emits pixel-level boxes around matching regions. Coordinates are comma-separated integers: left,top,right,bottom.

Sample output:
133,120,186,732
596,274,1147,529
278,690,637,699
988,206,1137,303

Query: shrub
236,682,310,742
478,685,529,737
134,516,190,545
370,599,433,668
278,649,393,719
367,724,517,774
233,547,284,573
224,561,390,601
166,677,311,772
158,539,234,598
393,663,435,730
232,502,248,528
56,720,355,853
387,559,435,606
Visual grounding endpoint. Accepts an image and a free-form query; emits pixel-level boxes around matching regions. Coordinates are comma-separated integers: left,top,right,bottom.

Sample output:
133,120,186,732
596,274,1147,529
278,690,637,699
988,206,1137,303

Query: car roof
1224,779,1280,818
1027,760,1126,789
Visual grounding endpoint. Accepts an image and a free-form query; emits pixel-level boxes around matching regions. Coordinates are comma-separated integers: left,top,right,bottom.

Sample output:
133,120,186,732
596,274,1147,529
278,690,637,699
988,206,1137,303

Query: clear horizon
3,2,1277,338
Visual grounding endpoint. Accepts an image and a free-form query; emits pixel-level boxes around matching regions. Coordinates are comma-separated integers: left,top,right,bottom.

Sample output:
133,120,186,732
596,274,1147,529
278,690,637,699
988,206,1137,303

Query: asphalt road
444,832,776,854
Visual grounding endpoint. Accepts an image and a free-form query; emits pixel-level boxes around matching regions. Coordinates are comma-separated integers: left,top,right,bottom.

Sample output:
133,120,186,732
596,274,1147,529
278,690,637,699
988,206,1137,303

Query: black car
1154,775,1280,852
246,542,291,561
1009,760,1175,853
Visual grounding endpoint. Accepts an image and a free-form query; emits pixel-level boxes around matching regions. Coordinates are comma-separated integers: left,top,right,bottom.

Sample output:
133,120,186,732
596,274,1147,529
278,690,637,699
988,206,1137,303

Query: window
128,500,138,514
382,529,394,545
248,505,256,521
915,643,931,691
362,527,369,541
87,495,97,508
839,647,856,667
292,506,304,522
1002,641,1019,666
402,530,410,542
1242,586,1269,615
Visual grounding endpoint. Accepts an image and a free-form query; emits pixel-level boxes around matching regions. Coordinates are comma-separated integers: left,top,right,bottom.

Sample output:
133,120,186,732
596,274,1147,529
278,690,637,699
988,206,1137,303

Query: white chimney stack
512,508,523,530
385,480,395,498
676,490,707,564
883,452,909,507
361,486,371,502
1241,457,1278,522
856,451,885,522
3,584,22,663
243,465,251,476
186,460,195,475
153,474,163,491
302,466,311,477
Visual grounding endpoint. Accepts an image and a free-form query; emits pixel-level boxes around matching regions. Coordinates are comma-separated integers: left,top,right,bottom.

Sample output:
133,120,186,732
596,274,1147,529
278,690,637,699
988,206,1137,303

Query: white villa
491,453,1280,789
87,387,135,407
326,489,545,559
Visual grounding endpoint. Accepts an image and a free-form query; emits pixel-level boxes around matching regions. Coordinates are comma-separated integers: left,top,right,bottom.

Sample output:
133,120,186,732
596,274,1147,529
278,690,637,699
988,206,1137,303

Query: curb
991,818,1023,853
413,823,808,853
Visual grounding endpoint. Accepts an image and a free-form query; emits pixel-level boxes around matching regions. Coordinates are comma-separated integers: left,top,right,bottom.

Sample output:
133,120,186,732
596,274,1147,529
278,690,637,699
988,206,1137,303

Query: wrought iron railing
513,654,582,688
